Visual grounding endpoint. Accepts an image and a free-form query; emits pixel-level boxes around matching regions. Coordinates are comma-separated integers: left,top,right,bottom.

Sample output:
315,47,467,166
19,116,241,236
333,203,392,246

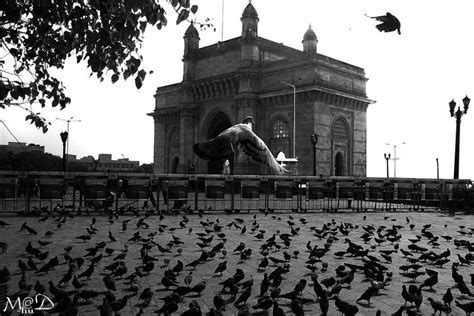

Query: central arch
205,111,233,174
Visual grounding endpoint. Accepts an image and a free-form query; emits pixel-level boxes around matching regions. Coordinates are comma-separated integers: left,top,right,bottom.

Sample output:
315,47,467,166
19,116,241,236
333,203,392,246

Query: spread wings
366,12,401,34
193,124,287,175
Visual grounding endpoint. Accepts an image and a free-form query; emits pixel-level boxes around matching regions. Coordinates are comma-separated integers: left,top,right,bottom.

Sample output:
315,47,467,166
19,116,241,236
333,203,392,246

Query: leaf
137,69,146,81
176,9,189,25
111,73,119,83
0,84,10,99
135,76,142,89
190,5,198,14
179,0,190,8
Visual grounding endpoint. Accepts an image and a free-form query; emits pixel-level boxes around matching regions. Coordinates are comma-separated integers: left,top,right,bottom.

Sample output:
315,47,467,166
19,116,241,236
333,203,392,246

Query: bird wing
234,125,288,175
193,131,235,161
366,13,401,33
367,14,391,22
193,124,288,175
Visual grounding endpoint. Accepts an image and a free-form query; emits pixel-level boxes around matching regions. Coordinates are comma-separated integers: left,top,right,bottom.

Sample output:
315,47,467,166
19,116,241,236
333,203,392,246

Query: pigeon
103,276,116,291
366,12,401,34
442,288,453,307
356,286,378,305
427,297,450,314
455,300,474,316
189,281,206,295
213,294,226,311
193,116,288,175
214,261,227,275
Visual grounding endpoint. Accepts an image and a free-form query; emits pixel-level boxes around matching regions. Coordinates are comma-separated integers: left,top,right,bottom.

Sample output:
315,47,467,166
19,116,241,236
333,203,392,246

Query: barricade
449,179,470,210
0,171,17,212
121,173,149,208
269,177,297,211
323,178,336,211
163,175,190,212
335,177,355,210
302,177,325,211
29,171,65,212
421,179,441,208
238,175,263,212
80,172,108,210
0,171,472,214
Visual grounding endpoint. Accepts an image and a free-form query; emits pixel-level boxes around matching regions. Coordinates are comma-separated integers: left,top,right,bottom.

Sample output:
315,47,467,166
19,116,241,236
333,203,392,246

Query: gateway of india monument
149,2,373,176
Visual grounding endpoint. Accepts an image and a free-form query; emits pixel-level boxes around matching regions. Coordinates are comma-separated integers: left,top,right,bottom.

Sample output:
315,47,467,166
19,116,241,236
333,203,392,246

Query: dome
242,2,258,18
184,23,199,38
303,25,317,41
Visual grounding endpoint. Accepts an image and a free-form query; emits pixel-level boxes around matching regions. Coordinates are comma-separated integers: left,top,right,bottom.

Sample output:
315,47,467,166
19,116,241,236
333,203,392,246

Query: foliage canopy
0,0,206,132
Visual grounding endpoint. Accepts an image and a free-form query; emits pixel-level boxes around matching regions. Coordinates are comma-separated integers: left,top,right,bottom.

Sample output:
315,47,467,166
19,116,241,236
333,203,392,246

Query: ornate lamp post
56,116,81,158
310,132,319,176
60,131,68,172
385,142,405,177
384,153,391,178
449,95,470,179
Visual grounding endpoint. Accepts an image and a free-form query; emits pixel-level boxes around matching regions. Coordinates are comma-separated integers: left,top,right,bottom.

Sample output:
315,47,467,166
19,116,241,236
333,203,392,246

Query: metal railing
0,171,471,214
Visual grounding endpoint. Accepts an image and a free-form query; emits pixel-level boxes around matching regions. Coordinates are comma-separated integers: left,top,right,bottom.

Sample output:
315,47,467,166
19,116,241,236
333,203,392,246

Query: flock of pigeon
0,207,473,315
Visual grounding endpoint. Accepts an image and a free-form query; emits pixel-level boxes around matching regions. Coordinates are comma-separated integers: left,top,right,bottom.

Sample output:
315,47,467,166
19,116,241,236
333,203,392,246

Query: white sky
1,0,474,180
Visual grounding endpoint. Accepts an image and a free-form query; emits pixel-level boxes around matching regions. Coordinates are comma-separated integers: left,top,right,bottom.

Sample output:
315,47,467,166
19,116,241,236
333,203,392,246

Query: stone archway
205,112,233,174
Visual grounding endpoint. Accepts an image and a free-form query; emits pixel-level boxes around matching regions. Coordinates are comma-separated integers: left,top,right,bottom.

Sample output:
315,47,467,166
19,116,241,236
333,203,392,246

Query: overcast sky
1,0,474,180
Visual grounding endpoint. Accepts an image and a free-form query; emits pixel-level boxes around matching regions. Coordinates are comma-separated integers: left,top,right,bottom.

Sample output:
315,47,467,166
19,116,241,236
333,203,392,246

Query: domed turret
241,1,259,40
242,1,258,19
183,22,200,81
183,22,199,56
184,22,199,38
302,24,318,54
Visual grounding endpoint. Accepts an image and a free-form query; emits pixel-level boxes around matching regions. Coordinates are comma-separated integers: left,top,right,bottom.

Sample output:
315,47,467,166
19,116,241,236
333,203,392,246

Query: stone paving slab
0,209,473,315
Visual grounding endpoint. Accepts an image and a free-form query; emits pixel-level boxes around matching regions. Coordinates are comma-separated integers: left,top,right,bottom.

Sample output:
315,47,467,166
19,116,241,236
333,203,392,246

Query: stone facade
149,2,374,176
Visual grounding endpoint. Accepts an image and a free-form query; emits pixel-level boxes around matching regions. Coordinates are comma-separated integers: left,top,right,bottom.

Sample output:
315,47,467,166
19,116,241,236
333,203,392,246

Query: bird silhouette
455,300,474,315
442,288,453,307
366,12,401,34
189,280,206,295
427,297,451,314
193,116,288,175
103,276,116,291
356,285,378,305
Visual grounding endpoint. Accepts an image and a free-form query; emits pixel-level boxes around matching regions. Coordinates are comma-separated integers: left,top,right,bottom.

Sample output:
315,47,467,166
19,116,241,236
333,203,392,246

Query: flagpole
221,0,224,42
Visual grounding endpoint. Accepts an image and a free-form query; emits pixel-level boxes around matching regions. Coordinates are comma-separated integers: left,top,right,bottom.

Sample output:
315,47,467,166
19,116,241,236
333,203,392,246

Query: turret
183,23,200,81
302,24,318,55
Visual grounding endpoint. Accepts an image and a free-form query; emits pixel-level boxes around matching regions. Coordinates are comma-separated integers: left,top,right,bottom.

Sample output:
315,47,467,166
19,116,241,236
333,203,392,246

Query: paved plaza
0,209,473,315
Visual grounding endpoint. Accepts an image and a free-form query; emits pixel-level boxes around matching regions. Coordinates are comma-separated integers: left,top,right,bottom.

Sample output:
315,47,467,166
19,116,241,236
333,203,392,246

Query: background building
149,2,373,176
0,142,45,154
72,154,140,172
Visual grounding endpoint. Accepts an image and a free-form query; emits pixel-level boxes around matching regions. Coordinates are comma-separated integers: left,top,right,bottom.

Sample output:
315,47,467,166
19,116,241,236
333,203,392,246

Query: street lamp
384,153,391,178
385,142,406,177
56,117,81,158
60,131,68,172
449,95,470,179
278,80,296,158
310,132,319,176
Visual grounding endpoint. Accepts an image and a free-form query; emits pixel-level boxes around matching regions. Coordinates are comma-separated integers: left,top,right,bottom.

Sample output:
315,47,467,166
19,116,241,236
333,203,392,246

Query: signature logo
3,294,54,314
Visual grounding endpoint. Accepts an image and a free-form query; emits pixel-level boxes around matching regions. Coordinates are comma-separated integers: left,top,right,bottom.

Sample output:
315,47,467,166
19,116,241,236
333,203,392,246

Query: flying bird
193,116,288,175
366,12,401,34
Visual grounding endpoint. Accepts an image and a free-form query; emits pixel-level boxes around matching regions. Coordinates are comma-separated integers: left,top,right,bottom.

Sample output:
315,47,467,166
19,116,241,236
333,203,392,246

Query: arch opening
205,112,233,174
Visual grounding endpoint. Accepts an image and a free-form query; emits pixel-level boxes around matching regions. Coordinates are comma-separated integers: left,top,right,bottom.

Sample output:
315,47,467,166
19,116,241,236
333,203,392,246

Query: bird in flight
366,12,401,34
193,116,288,175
